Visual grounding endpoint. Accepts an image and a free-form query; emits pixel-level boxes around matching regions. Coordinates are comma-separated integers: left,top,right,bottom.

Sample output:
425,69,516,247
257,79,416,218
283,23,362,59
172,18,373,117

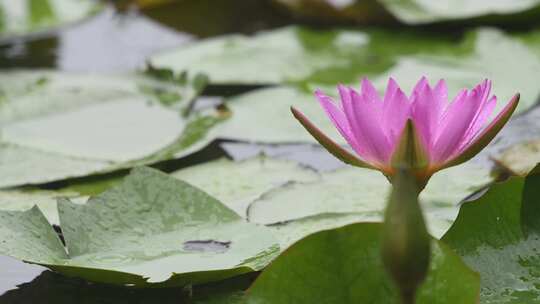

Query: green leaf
246,223,480,304
248,161,493,247
0,0,101,40
172,156,320,216
0,70,225,188
0,156,319,226
150,26,538,115
0,167,279,286
442,165,540,303
0,188,85,226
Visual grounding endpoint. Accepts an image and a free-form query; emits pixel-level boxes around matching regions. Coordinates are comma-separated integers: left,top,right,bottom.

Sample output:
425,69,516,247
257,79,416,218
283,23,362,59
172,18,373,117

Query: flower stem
381,167,431,304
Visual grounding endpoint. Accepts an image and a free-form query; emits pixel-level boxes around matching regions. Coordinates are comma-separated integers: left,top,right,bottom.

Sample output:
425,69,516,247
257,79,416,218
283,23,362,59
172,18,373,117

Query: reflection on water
57,7,191,72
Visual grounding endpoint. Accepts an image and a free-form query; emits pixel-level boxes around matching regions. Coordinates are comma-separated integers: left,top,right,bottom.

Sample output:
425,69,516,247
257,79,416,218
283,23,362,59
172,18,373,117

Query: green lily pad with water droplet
0,167,279,287
245,222,480,304
442,164,540,302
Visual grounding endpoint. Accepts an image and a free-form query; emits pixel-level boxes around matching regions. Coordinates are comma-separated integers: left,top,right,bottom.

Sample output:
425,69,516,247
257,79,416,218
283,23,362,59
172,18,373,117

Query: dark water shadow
140,0,292,38
0,270,253,304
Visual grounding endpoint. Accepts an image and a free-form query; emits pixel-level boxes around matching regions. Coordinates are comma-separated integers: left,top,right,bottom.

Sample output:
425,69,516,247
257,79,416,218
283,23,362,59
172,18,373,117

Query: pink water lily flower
292,77,519,186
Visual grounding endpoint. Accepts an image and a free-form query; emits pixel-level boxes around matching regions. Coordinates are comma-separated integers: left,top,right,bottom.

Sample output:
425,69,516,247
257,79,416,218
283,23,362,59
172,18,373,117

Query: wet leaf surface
246,223,480,304
443,165,540,303
0,156,319,227
0,167,279,287
249,161,494,244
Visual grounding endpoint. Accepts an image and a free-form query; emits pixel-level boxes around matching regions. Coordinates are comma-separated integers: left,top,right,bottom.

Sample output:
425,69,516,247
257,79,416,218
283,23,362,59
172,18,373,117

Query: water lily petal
411,81,440,150
431,89,481,163
410,76,429,99
382,80,410,145
290,106,373,169
444,94,519,169
349,89,393,163
315,89,364,156
360,78,382,103
458,95,497,152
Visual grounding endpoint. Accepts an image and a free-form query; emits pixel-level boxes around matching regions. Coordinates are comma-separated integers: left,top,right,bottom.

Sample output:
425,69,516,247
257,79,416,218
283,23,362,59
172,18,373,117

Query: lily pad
0,156,319,228
150,26,540,114
493,140,540,176
273,0,540,24
210,87,339,144
0,70,225,188
246,223,480,304
378,0,540,24
248,161,494,239
172,157,320,216
0,188,86,226
442,165,540,303
0,0,101,40
0,167,279,286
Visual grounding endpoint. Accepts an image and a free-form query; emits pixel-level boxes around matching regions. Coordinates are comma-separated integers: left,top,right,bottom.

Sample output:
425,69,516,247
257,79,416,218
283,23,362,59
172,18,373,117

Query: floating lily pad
442,165,540,303
172,157,320,216
249,162,493,239
0,70,225,188
0,0,101,40
150,26,539,114
0,188,87,226
378,0,540,24
0,156,320,227
0,167,279,286
246,223,480,304
210,87,338,144
273,0,540,24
